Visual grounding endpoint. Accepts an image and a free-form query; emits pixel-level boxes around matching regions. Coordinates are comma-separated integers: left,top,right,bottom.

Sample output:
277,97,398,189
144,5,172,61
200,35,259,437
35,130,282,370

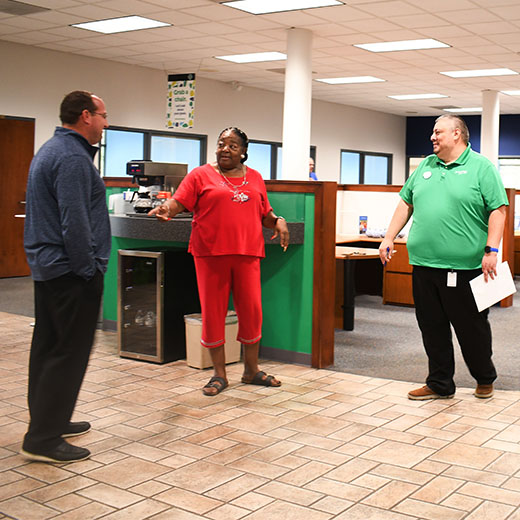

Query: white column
480,89,500,167
281,28,313,180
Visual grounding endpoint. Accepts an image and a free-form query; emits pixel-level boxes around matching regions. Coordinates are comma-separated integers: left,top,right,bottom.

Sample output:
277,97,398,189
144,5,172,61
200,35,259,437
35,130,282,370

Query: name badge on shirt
447,271,457,287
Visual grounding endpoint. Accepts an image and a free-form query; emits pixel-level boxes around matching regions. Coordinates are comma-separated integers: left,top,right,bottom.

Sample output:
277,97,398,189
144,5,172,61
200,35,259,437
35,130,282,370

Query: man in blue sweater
21,91,110,463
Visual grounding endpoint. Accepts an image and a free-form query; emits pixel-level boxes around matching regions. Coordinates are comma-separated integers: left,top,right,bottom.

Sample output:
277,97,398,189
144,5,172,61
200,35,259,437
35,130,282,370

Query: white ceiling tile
179,4,246,22
467,45,516,57
474,0,520,7
25,11,84,24
500,42,520,53
1,16,56,30
344,18,404,33
443,35,496,48
388,13,452,29
464,21,519,35
39,41,81,52
308,5,372,22
407,0,478,13
148,10,208,25
181,21,243,36
51,38,111,50
217,15,284,31
437,8,502,24
416,25,474,39
355,1,423,17
307,23,356,37
0,33,48,44
79,33,143,46
89,0,166,15
254,10,328,26
222,32,278,45
0,23,23,35
488,5,520,20
489,33,520,46
134,32,205,48
325,34,370,47
58,5,129,20
27,0,82,7
147,0,213,9
1,30,63,43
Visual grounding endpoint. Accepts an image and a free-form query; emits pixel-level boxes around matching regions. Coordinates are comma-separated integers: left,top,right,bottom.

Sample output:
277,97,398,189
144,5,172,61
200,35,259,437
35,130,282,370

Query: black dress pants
23,271,103,452
412,266,497,396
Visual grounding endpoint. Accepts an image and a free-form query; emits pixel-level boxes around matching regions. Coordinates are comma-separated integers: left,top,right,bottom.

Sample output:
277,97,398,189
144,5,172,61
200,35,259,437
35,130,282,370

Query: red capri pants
193,255,262,348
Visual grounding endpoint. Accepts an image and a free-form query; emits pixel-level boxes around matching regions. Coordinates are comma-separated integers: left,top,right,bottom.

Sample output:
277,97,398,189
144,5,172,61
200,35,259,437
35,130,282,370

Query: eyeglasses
91,111,108,119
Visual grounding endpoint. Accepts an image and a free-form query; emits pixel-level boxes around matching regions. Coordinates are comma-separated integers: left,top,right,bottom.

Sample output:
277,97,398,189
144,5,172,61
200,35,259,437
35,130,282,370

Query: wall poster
166,73,195,129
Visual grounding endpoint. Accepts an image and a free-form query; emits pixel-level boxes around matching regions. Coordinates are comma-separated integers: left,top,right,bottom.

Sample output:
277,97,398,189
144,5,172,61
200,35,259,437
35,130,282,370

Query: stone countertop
110,215,305,244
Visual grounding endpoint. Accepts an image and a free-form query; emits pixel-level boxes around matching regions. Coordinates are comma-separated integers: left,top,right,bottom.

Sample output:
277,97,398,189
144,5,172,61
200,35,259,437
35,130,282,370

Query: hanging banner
166,73,195,129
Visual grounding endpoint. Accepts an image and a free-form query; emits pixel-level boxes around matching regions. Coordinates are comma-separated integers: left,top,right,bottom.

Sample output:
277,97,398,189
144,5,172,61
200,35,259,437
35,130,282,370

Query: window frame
99,125,207,180
340,148,393,185
247,139,316,179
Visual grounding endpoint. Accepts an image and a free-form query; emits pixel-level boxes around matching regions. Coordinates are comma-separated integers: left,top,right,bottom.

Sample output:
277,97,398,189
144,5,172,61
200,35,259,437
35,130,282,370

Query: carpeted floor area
334,280,520,392
0,276,34,318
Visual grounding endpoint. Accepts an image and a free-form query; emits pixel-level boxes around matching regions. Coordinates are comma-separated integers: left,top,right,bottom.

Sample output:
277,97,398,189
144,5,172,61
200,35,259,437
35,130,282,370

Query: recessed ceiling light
388,93,448,100
440,68,518,78
354,38,449,53
315,76,385,84
215,51,286,63
71,16,170,34
444,107,482,113
501,90,520,95
221,0,344,15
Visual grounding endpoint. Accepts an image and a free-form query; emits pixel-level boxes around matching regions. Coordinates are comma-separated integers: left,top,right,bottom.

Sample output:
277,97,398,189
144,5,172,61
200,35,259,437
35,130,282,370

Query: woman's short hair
60,91,97,125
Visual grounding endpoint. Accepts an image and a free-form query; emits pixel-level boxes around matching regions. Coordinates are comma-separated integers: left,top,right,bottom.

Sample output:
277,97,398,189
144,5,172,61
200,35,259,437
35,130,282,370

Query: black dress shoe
20,440,90,463
62,421,91,438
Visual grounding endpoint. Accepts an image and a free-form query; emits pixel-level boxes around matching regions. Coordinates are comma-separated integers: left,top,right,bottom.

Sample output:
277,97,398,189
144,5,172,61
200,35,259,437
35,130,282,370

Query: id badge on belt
447,270,457,287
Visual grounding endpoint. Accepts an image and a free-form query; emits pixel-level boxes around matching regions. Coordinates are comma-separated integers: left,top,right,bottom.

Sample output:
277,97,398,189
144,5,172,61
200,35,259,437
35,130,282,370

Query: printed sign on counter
359,215,367,234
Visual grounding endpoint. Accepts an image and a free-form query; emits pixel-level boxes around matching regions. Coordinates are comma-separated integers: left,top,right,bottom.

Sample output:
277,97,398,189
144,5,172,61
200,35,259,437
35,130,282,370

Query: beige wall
0,40,406,184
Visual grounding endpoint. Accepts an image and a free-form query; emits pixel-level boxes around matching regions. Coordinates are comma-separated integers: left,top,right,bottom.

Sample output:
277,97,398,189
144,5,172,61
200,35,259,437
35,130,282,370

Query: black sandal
202,376,228,396
241,371,281,387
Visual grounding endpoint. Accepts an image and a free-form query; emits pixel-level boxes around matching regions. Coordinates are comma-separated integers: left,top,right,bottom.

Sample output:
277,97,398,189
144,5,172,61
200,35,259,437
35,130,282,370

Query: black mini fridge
118,248,200,363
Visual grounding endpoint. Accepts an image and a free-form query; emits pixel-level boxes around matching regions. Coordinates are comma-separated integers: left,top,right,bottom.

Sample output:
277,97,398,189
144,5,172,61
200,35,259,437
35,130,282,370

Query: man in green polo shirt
379,114,508,401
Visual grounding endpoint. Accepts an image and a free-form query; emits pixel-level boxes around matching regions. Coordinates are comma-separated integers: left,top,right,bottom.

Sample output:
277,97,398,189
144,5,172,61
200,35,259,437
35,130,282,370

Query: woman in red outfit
150,127,290,396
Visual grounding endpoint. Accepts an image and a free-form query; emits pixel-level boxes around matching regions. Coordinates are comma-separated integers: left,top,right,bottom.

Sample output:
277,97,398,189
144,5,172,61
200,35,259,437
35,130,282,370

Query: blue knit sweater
24,127,111,281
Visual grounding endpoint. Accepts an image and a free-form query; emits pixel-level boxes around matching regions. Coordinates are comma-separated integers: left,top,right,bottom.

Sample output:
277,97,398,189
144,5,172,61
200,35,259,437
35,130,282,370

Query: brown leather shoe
408,385,454,401
474,384,494,399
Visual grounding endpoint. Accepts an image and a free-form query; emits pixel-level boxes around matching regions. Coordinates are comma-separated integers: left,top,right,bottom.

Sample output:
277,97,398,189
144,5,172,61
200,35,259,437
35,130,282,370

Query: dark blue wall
406,114,520,157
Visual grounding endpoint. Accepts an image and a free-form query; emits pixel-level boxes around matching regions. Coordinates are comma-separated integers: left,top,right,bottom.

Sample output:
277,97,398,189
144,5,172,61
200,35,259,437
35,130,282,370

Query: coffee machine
126,161,188,213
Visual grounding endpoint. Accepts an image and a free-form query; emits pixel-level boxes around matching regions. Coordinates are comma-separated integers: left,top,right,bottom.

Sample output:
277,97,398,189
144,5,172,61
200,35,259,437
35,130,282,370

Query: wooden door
0,117,34,278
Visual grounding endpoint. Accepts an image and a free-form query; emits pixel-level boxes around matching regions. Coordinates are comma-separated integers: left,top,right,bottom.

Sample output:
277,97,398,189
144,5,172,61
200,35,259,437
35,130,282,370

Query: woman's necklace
215,164,249,203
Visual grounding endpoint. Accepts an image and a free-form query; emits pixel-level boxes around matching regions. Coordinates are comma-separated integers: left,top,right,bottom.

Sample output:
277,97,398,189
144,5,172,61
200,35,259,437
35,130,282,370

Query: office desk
336,246,381,331
336,234,413,307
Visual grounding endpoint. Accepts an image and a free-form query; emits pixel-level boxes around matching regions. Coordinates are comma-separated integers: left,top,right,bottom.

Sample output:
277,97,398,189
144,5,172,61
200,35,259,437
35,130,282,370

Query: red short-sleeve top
173,163,272,257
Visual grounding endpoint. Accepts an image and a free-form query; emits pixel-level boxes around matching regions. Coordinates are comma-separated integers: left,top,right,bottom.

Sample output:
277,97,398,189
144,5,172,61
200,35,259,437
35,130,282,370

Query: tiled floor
2,311,520,520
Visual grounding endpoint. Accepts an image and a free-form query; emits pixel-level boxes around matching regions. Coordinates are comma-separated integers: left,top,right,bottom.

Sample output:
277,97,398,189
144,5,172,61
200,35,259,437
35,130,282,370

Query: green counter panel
104,190,315,357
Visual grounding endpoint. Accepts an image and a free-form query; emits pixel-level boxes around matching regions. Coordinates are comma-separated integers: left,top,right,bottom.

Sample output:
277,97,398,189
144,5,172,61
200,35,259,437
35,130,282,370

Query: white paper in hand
469,261,517,312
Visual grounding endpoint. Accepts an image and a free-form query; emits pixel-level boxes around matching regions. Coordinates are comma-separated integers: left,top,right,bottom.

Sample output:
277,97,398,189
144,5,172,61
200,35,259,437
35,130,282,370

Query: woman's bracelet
274,216,285,226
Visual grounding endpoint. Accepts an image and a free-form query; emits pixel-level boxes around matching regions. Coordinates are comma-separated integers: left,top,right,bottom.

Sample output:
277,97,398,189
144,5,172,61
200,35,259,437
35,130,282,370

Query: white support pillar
281,28,313,180
480,89,500,167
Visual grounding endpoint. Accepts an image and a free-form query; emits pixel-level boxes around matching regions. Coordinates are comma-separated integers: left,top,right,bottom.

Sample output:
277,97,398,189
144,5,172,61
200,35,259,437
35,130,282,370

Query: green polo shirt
400,144,508,270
